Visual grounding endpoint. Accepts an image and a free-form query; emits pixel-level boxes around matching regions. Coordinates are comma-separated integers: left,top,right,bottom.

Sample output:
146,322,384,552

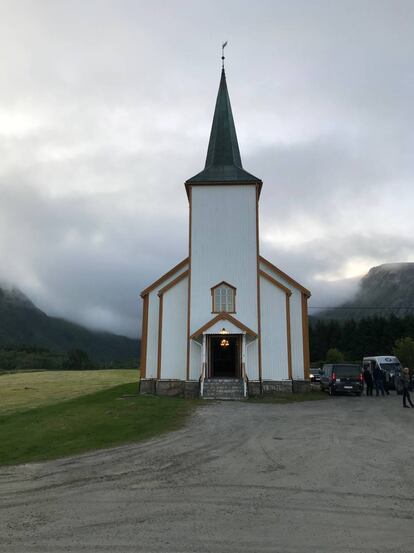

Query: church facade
139,68,311,398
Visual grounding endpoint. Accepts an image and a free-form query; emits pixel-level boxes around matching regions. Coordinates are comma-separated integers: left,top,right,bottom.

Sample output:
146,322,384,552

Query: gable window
211,282,236,313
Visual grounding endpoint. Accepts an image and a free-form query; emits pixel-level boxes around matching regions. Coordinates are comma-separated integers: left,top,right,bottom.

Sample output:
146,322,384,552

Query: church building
139,66,311,399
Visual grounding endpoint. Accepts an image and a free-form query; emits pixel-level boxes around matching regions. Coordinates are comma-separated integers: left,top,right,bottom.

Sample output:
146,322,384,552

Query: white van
362,356,402,392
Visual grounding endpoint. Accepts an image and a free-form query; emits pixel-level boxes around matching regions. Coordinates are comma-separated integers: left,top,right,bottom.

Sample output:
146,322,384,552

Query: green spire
205,68,242,168
186,69,261,184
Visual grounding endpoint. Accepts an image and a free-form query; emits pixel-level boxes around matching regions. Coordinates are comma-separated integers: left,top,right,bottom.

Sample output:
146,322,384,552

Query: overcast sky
1,0,414,337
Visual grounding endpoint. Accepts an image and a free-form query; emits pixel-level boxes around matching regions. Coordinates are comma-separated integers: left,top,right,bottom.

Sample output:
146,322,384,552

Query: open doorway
208,335,241,378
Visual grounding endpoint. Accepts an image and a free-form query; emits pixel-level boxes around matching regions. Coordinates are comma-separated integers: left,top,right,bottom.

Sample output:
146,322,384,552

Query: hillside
316,263,414,320
0,286,139,362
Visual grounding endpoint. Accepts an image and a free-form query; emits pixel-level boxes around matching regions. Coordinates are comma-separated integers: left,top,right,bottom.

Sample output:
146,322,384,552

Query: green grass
0,369,139,415
0,371,326,466
0,383,199,466
248,391,329,403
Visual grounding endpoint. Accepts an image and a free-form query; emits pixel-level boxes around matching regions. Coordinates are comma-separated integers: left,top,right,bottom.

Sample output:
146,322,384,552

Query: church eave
185,179,262,199
158,270,189,297
186,164,262,184
140,257,189,297
259,256,311,298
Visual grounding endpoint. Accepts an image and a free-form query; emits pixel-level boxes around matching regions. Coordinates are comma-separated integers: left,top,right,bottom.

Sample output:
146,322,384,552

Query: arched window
211,282,236,313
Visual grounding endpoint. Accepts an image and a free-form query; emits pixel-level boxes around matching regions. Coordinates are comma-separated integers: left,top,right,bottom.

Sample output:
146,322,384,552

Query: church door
208,335,241,378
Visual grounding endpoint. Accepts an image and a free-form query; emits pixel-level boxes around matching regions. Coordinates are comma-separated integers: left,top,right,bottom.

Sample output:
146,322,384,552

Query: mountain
0,285,139,362
316,263,414,320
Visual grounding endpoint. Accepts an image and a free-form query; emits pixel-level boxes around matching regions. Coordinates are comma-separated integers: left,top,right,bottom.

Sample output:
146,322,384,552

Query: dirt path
1,396,413,552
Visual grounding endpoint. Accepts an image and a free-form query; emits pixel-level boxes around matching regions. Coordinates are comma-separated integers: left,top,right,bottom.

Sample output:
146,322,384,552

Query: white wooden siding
246,338,259,380
145,290,159,379
260,276,289,380
160,277,188,380
143,263,189,379
189,340,201,380
259,260,305,379
190,185,258,335
289,292,305,379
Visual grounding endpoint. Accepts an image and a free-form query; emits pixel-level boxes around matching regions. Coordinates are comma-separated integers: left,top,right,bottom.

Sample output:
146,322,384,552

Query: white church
139,66,311,399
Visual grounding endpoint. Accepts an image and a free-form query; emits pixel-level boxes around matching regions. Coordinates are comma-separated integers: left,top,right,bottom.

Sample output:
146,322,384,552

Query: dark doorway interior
209,335,240,378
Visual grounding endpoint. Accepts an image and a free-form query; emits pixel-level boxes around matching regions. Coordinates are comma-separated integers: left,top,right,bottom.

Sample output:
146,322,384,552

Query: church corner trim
140,293,149,378
286,294,293,380
157,293,164,380
186,186,192,381
255,184,263,387
301,292,310,379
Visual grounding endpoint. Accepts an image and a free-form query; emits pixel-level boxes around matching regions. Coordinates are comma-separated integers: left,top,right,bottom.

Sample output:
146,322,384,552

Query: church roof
186,68,261,186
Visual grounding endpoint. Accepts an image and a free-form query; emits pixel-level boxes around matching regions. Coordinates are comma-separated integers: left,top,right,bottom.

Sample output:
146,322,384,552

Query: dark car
320,363,363,396
309,368,322,382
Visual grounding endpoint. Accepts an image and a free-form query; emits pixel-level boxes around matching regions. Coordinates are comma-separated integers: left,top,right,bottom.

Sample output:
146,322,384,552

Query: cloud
0,0,414,336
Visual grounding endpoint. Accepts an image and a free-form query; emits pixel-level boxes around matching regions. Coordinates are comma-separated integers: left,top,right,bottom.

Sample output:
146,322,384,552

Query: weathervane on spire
222,41,228,69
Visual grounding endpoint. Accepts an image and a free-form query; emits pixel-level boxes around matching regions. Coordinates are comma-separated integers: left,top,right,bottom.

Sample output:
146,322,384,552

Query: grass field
0,371,326,466
0,369,139,415
0,370,199,466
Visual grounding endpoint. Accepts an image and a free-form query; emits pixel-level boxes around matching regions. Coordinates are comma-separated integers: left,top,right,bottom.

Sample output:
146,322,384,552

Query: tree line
0,346,137,372
309,315,414,364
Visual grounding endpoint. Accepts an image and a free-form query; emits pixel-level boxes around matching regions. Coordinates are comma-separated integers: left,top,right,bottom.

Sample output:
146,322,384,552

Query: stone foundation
248,379,311,397
247,381,262,397
140,379,200,398
141,378,310,398
156,380,185,397
262,380,293,394
184,381,200,399
139,378,156,395
292,379,312,393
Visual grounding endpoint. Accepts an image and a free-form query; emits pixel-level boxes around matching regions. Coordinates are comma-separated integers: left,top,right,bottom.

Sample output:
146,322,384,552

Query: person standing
373,364,385,397
381,369,390,396
363,366,373,396
402,367,414,408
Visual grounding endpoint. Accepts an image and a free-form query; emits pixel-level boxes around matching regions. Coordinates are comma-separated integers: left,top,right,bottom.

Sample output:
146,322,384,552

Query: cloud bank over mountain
1,0,413,336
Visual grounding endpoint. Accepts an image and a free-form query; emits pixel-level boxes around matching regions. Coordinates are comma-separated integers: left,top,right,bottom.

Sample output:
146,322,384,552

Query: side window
211,282,236,313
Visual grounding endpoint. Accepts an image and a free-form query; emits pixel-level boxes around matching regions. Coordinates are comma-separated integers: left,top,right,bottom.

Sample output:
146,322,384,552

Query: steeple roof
186,69,261,185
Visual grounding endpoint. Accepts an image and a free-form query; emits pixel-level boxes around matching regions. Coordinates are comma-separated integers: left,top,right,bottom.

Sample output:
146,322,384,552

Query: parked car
309,368,322,382
320,363,363,396
362,356,402,393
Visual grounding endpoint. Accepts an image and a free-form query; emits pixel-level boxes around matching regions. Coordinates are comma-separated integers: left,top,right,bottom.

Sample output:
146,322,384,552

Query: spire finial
221,41,228,69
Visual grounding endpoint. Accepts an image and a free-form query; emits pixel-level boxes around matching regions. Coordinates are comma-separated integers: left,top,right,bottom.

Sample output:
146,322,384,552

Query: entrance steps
202,378,246,400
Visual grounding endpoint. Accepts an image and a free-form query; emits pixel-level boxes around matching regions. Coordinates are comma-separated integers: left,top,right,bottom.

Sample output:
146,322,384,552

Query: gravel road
1,395,414,553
